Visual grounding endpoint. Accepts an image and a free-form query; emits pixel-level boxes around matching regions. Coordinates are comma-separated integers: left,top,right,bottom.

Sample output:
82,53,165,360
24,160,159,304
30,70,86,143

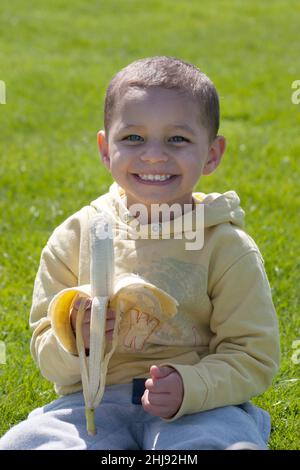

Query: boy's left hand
142,365,183,419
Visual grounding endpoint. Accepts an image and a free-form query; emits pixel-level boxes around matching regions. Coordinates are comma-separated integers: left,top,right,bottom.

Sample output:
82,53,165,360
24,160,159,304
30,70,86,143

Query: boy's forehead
113,86,201,126
118,86,191,106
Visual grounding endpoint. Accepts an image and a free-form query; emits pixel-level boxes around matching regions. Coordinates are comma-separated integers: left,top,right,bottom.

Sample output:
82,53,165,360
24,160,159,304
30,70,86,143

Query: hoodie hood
90,182,245,236
194,191,245,229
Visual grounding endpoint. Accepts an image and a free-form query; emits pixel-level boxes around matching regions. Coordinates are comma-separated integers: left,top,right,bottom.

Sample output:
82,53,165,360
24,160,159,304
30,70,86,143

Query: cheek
111,145,137,168
109,151,129,180
109,149,123,167
110,144,131,162
179,153,203,174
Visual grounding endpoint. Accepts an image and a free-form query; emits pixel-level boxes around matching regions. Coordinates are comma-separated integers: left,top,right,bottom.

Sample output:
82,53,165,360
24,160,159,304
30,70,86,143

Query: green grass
0,0,299,449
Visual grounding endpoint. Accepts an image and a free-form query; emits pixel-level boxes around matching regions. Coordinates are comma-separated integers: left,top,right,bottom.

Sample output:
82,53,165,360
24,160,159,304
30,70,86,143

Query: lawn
0,0,299,449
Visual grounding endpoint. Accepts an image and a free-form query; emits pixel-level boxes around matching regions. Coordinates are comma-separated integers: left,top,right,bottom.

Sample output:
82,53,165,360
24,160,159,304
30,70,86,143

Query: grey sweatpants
0,383,271,450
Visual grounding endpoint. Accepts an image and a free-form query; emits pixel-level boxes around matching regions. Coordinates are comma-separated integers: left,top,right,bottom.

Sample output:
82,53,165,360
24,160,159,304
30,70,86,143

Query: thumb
150,365,174,379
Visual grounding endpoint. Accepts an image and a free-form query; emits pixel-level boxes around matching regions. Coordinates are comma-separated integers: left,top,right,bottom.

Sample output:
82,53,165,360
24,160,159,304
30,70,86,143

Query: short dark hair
104,56,220,141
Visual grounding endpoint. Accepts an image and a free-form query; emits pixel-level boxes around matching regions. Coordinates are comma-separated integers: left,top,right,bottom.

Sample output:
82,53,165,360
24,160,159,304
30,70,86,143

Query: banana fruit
50,214,178,435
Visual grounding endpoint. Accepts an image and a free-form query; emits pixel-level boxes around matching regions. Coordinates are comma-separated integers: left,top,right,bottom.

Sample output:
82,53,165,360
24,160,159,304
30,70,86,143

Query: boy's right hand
70,296,116,351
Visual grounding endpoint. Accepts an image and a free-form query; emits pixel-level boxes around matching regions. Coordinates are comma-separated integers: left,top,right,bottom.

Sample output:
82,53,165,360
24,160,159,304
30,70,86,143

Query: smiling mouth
132,174,179,185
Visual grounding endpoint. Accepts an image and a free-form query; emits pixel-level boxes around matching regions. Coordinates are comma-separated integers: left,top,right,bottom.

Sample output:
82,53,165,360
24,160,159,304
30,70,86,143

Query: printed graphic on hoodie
136,257,207,308
117,257,208,352
119,305,205,352
123,308,160,351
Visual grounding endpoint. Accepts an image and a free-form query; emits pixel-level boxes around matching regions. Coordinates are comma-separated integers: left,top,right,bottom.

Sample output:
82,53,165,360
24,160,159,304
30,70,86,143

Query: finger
72,309,90,331
141,390,170,418
105,317,115,342
142,389,166,409
71,299,90,332
82,309,91,324
74,297,92,310
106,308,116,320
106,330,114,341
147,391,170,406
150,365,174,380
82,323,90,350
74,297,85,309
145,377,170,394
105,318,115,331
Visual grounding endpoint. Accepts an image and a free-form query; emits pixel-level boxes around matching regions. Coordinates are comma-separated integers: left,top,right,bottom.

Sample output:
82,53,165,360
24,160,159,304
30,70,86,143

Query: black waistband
132,378,146,405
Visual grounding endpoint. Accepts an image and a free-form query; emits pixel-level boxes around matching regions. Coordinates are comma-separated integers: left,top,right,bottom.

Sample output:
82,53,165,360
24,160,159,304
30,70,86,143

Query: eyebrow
167,124,196,135
120,124,145,131
120,124,196,134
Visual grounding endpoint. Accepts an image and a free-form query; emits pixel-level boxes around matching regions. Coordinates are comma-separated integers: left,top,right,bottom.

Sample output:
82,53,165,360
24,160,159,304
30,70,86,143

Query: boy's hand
70,296,116,351
142,365,183,419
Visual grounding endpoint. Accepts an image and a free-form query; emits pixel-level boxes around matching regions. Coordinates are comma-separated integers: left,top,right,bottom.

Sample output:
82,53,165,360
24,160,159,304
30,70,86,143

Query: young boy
0,56,280,450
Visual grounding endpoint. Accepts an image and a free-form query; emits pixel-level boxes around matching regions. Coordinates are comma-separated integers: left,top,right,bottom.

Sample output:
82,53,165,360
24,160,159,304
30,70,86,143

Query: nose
140,141,168,163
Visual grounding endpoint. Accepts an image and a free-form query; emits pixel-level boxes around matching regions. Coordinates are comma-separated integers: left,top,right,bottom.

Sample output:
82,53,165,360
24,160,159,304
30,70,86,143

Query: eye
169,135,190,143
123,134,144,142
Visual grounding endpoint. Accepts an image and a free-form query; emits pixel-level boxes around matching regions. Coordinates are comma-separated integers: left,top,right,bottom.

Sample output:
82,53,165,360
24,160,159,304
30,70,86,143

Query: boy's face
98,87,225,211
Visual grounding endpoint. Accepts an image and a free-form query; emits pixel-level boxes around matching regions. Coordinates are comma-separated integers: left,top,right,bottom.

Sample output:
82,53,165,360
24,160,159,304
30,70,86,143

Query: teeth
138,174,172,181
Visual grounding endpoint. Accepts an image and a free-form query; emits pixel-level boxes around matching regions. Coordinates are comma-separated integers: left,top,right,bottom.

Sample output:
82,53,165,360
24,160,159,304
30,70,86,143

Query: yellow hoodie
30,182,280,423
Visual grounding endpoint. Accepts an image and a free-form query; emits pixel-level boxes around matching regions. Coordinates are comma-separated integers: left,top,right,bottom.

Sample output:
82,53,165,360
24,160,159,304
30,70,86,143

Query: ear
97,130,110,169
202,135,226,175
